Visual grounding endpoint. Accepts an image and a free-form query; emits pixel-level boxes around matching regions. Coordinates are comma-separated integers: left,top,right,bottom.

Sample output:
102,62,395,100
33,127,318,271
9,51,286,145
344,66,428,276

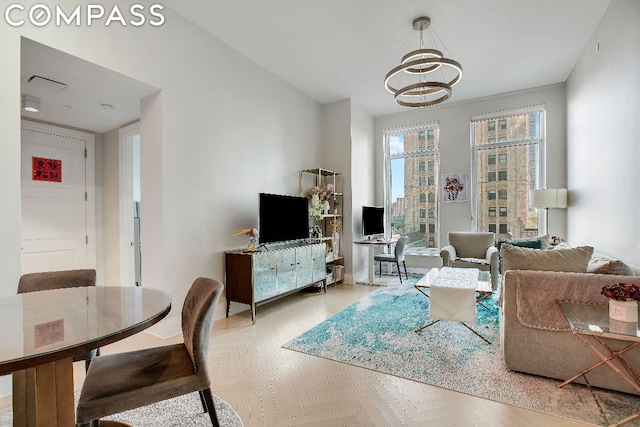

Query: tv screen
362,206,385,236
259,193,310,244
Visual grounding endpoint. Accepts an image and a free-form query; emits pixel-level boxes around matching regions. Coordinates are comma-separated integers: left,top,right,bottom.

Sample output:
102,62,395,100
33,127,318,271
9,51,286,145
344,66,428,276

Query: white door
21,121,96,274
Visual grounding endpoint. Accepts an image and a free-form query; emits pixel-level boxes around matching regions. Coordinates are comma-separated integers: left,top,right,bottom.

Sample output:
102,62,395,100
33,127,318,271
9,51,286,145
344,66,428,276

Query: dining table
0,285,172,427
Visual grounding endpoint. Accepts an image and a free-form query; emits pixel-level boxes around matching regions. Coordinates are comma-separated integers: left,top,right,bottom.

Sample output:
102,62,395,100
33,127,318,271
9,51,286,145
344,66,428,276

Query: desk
354,238,397,285
0,286,172,427
557,300,639,426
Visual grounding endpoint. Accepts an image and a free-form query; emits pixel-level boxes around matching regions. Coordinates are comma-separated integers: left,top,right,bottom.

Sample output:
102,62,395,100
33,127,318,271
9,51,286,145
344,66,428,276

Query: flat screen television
259,193,310,244
362,206,385,237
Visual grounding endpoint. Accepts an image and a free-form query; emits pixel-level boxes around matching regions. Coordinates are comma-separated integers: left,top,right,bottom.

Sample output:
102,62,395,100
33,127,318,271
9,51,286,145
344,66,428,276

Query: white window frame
470,106,546,233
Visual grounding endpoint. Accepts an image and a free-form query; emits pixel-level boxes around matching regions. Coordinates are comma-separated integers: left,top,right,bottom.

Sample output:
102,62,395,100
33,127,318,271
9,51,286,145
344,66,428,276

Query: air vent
27,75,67,91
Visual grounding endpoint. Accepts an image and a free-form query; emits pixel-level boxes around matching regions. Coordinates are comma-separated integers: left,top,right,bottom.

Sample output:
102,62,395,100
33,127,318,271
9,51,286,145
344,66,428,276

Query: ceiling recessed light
22,94,41,112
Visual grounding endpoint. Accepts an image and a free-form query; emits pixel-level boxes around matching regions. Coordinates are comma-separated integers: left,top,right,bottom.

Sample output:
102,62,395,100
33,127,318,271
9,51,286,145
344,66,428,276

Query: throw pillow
501,243,593,273
534,234,550,249
588,259,634,276
496,239,543,273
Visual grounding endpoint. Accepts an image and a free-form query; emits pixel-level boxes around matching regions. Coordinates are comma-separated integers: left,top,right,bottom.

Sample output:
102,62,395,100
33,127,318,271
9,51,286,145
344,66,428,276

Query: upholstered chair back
18,269,96,293
181,277,224,382
448,232,495,259
394,236,408,262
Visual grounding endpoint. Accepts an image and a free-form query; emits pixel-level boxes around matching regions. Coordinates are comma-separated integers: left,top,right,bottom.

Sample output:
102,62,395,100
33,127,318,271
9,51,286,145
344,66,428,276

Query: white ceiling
20,39,158,134
20,0,611,133
167,0,611,117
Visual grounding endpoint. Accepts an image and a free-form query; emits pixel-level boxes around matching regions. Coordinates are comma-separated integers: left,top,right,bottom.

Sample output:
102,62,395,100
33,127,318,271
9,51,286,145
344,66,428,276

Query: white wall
349,102,376,283
321,100,355,280
0,34,22,296
375,85,568,244
101,128,120,286
0,1,324,337
566,0,640,264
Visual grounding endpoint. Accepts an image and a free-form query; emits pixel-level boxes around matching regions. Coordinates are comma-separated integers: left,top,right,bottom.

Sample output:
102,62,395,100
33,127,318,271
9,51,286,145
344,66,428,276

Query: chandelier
384,16,462,108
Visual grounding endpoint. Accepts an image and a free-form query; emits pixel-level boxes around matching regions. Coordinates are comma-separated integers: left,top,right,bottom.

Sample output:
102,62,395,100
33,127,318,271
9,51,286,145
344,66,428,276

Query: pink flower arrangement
601,283,640,302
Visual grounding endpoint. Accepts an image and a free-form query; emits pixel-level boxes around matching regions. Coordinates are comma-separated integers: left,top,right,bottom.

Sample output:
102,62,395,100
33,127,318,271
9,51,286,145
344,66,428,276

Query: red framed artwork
32,156,62,182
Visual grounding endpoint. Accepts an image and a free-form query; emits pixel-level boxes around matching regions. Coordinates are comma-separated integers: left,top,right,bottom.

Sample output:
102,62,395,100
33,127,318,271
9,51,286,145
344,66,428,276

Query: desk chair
76,277,224,427
18,269,99,371
374,236,408,283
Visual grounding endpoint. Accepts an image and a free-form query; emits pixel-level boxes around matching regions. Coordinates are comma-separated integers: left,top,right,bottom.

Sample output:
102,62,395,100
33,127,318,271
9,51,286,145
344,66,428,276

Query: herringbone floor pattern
63,279,592,426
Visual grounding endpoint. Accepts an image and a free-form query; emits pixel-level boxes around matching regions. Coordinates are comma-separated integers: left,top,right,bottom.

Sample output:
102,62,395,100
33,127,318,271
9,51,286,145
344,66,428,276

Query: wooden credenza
225,242,326,323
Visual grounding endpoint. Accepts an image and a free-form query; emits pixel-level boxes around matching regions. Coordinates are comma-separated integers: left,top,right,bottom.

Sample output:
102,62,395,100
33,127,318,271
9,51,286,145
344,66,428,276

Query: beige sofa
500,245,640,395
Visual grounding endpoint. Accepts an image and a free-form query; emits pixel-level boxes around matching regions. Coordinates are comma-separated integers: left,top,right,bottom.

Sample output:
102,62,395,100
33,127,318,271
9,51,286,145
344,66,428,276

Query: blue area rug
283,277,640,426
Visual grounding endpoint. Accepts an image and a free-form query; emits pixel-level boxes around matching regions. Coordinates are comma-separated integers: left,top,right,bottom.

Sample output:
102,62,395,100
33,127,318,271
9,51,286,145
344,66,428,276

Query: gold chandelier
384,16,462,108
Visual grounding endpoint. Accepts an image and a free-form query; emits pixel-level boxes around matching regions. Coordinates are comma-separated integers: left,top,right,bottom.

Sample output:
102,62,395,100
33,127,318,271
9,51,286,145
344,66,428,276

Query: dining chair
75,277,224,427
17,269,99,371
374,236,408,283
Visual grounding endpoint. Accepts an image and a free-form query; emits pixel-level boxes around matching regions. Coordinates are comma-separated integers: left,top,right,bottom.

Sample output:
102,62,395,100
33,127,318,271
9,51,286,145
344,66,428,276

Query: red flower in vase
601,283,640,302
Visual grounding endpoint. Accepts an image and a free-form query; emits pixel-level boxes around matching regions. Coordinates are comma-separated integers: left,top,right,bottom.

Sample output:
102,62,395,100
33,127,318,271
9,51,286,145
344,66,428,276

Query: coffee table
557,300,640,426
414,267,492,344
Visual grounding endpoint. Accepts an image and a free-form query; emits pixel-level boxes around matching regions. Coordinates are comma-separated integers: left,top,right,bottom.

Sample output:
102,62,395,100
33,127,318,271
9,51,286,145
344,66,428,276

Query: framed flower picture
442,172,467,202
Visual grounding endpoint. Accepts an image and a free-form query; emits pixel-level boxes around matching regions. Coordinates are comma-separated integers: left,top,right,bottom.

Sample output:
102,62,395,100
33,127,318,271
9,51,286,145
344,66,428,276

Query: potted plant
601,283,640,322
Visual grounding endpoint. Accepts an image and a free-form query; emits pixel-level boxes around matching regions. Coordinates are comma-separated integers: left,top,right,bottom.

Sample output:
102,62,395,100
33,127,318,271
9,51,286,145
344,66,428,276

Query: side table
557,300,640,426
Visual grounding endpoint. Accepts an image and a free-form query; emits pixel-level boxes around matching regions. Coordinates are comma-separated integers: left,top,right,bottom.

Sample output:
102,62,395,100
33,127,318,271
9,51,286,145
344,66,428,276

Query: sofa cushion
588,259,635,276
533,234,549,249
501,243,593,273
496,239,544,273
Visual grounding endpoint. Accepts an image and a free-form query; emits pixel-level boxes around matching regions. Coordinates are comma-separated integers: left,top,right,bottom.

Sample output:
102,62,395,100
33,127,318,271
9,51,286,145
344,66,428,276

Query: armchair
440,232,499,290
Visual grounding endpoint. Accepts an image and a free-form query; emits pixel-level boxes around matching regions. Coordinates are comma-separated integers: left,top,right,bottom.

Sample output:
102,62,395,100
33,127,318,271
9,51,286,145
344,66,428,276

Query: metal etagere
300,168,344,284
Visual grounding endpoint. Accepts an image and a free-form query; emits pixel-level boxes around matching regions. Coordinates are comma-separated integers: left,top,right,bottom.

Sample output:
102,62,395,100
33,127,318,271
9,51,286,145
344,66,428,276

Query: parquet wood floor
11,278,591,426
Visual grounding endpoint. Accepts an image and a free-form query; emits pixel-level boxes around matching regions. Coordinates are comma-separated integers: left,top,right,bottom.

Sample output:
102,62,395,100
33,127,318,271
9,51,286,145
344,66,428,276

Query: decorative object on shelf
322,200,330,214
333,197,340,214
307,185,321,207
329,218,341,257
309,203,323,220
442,172,467,202
311,225,322,239
384,16,462,108
601,283,639,322
319,183,334,202
232,228,259,251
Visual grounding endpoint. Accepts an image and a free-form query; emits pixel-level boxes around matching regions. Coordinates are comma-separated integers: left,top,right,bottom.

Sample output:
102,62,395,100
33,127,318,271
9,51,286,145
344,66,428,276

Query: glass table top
557,300,640,342
0,286,171,374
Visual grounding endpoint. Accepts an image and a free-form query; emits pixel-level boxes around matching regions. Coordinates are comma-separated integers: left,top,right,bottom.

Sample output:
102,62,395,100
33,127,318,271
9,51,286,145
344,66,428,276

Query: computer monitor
362,206,384,237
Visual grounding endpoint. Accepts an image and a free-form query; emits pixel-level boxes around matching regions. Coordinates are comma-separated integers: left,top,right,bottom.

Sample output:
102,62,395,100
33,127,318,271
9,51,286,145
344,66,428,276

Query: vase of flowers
307,186,321,207
601,283,640,323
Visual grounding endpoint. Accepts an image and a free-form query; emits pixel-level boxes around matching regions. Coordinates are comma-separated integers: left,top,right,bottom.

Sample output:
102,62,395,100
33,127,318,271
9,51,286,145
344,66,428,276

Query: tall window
472,108,544,240
385,125,439,248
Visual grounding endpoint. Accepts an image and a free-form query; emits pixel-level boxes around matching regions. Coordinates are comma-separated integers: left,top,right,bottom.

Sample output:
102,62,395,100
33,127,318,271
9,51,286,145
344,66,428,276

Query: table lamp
531,188,567,234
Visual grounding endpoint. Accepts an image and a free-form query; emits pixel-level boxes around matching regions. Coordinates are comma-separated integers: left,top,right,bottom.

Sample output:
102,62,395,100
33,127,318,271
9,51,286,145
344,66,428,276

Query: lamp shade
531,189,567,209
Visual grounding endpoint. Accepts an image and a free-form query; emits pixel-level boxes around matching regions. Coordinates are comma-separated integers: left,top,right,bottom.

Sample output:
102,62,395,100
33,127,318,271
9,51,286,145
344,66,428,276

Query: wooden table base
12,357,75,427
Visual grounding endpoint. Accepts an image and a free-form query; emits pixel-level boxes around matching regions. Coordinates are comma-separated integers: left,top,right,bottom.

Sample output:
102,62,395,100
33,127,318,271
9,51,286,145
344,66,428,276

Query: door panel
21,122,92,274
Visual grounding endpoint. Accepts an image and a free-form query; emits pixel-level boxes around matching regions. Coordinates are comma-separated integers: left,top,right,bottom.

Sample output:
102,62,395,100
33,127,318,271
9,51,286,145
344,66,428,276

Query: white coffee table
414,267,493,344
